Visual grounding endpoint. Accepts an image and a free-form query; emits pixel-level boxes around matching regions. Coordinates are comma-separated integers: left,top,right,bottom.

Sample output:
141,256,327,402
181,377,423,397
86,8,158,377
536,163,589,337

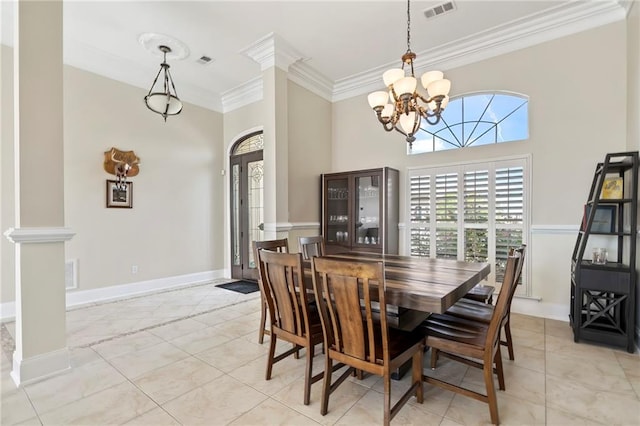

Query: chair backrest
505,244,527,316
254,238,289,256
298,236,325,260
253,238,289,278
311,257,389,367
484,251,523,358
257,249,312,338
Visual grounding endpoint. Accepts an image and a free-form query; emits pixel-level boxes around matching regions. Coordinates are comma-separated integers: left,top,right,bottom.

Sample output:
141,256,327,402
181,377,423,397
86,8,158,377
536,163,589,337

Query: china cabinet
321,167,399,254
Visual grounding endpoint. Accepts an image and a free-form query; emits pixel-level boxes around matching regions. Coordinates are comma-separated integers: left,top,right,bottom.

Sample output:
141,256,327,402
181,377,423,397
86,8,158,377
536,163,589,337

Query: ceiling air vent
423,1,456,19
196,55,214,65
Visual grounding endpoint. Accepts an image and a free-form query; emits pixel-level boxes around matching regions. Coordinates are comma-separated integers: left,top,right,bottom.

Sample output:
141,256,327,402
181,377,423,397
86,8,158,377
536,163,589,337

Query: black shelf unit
570,151,638,353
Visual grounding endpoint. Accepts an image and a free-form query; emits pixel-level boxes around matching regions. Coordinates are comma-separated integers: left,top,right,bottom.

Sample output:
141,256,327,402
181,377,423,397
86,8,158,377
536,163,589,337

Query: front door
230,132,264,281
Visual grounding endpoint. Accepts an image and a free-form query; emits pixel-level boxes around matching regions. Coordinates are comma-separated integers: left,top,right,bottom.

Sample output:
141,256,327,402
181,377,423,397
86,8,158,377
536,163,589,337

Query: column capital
240,32,305,72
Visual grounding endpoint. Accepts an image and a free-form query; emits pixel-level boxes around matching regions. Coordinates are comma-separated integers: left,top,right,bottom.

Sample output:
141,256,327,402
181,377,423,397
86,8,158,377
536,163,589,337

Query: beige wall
1,59,224,302
287,81,332,224
332,21,628,312
63,66,224,291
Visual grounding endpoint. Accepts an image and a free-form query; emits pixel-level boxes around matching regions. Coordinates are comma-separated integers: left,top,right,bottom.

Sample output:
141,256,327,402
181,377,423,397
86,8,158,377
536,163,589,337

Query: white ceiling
0,1,630,113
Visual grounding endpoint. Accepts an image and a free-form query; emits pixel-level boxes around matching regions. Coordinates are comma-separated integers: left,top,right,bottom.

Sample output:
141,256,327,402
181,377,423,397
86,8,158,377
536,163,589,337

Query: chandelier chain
406,0,411,53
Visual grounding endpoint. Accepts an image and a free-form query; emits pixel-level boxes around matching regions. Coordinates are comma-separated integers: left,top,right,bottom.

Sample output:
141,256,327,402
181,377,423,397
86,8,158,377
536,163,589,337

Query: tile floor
1,280,639,425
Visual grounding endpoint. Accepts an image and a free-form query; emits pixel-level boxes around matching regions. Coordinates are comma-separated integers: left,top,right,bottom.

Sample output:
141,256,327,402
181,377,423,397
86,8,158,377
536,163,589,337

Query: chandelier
367,0,451,148
144,45,183,121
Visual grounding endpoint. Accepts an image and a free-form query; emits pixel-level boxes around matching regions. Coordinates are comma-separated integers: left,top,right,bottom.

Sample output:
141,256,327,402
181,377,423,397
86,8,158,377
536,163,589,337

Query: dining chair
311,257,424,426
253,238,289,344
443,245,526,361
298,235,325,260
421,250,523,425
255,249,325,405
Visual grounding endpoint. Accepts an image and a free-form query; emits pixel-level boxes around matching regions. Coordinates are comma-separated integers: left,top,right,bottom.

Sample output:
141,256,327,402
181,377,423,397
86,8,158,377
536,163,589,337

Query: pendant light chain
406,0,411,54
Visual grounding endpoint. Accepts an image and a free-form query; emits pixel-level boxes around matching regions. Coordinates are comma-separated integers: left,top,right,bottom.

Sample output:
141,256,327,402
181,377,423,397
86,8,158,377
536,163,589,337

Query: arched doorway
229,131,264,281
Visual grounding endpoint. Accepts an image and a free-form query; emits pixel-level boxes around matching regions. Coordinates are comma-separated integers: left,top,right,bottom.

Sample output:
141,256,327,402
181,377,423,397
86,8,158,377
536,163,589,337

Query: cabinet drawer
579,269,630,293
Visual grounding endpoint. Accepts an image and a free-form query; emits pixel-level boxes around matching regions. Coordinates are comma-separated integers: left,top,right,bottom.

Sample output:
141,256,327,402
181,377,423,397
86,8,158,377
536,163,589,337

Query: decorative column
241,33,304,239
4,0,73,386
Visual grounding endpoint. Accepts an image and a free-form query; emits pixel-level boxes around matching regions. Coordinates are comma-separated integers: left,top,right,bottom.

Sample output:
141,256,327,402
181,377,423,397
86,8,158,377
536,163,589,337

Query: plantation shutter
435,173,458,259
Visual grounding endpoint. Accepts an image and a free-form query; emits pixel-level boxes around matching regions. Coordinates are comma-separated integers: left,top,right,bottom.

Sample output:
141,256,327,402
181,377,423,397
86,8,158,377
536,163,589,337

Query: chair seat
422,313,488,347
375,327,425,363
464,284,495,304
446,299,494,323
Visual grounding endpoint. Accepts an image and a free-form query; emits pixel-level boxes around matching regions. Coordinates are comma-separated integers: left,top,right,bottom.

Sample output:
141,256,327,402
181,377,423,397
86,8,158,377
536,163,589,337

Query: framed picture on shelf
106,180,133,208
601,177,623,199
583,204,615,233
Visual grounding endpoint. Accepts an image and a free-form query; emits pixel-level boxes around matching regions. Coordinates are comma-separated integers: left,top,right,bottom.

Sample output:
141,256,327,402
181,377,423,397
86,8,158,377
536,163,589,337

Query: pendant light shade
144,45,183,121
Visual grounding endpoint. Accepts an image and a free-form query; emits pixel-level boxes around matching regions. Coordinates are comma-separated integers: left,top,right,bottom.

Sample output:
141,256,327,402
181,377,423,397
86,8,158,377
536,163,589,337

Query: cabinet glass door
326,177,350,245
355,174,380,248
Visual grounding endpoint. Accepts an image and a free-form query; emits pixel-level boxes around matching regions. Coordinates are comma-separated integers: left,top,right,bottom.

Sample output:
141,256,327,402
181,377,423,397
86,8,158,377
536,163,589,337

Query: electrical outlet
131,265,138,274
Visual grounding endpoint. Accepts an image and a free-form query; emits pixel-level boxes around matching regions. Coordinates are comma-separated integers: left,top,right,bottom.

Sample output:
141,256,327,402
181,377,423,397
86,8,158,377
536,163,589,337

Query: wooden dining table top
304,251,491,314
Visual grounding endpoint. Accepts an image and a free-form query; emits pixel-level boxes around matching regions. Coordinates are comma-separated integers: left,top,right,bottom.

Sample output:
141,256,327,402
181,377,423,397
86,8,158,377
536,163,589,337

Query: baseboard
511,298,569,322
1,269,226,322
10,347,70,386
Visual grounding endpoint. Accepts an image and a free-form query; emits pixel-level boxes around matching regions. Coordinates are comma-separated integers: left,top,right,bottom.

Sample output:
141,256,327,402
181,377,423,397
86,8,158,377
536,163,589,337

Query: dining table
303,251,491,331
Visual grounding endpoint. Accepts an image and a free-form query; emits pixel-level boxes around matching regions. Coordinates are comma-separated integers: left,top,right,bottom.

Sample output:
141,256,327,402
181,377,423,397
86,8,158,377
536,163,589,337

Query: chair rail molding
4,227,76,244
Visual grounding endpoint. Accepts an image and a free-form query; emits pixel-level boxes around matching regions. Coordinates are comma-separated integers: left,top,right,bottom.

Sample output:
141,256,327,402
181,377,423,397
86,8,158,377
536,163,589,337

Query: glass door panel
326,178,349,245
247,160,264,270
232,164,241,268
355,175,380,248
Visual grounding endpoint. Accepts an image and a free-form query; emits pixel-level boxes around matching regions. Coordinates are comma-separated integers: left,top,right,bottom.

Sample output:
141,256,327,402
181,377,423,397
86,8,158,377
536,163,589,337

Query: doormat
217,280,260,294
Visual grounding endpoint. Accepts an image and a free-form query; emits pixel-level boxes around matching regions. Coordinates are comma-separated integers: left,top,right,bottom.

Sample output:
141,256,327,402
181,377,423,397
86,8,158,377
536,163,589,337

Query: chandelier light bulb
427,79,451,98
420,70,444,90
394,76,417,98
399,111,417,134
383,68,405,87
367,91,390,109
381,104,394,119
428,95,449,112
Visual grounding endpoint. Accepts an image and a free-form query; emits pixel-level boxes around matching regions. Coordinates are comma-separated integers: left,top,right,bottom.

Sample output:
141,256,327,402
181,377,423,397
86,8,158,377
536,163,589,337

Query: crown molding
221,56,334,111
240,32,305,72
4,227,76,244
332,0,626,102
220,76,263,113
288,61,334,102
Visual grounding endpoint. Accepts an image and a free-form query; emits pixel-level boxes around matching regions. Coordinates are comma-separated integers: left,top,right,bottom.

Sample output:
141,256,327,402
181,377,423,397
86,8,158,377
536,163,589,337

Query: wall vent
196,55,214,65
423,1,456,19
65,259,78,290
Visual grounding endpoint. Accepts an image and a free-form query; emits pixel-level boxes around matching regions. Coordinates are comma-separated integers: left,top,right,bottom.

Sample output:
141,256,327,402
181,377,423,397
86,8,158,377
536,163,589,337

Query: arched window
409,92,529,155
232,132,264,155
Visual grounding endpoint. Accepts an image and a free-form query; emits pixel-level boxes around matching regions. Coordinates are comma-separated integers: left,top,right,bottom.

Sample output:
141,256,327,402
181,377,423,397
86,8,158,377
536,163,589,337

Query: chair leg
484,357,500,425
320,356,332,415
265,334,277,380
383,375,391,426
494,345,505,391
303,344,315,405
503,321,515,361
412,349,424,404
430,347,439,369
258,299,267,344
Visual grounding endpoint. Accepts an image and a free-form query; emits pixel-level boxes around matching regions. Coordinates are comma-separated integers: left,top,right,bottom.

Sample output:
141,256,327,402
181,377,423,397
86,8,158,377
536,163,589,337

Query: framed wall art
106,180,133,208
